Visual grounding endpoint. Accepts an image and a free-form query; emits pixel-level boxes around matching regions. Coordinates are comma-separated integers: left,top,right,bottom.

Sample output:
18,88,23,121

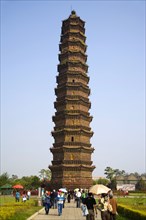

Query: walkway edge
27,207,44,220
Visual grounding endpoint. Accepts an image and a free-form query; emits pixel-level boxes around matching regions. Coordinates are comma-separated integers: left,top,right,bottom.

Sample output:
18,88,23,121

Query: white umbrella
59,188,67,193
74,188,79,192
89,184,111,195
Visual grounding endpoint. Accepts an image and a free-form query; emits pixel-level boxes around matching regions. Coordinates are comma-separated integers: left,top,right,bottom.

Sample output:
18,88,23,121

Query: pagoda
49,10,95,190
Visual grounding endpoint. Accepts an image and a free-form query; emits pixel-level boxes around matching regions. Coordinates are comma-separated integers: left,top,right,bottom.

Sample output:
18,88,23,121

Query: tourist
67,190,71,203
109,194,117,220
81,190,86,203
76,189,81,208
22,193,27,202
15,191,20,202
57,190,65,216
51,189,58,208
27,190,31,200
98,194,110,220
83,192,96,220
44,191,51,215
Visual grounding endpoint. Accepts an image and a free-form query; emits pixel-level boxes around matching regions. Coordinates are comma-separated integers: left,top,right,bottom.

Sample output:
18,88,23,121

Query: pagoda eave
49,164,95,171
50,146,94,153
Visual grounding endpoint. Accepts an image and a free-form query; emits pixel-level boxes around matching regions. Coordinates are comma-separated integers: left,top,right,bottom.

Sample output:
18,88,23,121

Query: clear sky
1,0,145,178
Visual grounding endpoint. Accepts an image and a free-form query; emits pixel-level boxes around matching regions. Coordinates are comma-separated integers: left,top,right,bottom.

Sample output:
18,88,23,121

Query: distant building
117,184,135,191
116,173,146,190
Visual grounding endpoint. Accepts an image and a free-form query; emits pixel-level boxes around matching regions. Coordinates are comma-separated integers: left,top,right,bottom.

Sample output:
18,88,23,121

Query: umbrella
59,188,67,193
74,188,79,192
13,184,24,189
89,184,110,195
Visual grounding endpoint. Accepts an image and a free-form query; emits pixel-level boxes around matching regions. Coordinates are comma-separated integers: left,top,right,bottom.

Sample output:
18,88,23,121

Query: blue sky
1,0,145,178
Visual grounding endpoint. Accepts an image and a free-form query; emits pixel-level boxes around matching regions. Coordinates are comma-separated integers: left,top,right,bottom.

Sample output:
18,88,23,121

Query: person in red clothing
109,194,117,220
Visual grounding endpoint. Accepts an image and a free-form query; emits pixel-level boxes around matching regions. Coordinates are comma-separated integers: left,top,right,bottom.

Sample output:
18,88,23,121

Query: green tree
108,178,117,190
30,176,41,189
104,167,126,180
104,167,116,180
104,167,126,190
136,178,146,191
20,176,41,189
0,172,10,187
93,178,109,186
39,169,51,180
114,169,126,176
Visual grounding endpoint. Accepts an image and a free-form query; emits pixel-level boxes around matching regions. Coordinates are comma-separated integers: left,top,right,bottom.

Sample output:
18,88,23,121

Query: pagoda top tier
62,10,85,27
70,10,77,17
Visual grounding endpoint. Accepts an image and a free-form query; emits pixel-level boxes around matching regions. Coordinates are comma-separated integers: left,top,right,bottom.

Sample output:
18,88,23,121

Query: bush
118,204,146,220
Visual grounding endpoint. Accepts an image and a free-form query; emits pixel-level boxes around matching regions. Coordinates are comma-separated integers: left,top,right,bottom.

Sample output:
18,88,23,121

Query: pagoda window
71,136,74,142
72,79,75,83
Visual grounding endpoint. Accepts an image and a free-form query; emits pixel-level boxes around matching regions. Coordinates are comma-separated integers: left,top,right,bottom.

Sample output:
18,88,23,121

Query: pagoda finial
71,10,76,15
70,10,77,17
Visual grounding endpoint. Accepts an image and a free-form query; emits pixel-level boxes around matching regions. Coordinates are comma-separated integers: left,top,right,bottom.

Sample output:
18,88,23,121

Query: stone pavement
27,200,102,220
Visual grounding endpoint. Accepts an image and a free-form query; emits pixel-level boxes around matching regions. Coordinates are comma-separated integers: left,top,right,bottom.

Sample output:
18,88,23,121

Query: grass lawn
117,197,146,214
0,195,42,220
116,195,146,220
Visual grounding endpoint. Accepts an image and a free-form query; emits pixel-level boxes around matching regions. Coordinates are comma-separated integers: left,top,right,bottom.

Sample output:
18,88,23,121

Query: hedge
117,204,146,220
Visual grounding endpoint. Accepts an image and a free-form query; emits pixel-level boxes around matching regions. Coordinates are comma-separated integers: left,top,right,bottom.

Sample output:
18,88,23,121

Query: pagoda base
49,165,95,190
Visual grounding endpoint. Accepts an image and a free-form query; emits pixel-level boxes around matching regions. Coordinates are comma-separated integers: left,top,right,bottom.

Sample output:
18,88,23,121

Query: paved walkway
28,200,101,220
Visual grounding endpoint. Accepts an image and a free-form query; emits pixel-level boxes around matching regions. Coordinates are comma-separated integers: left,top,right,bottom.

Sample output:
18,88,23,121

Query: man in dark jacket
83,192,96,220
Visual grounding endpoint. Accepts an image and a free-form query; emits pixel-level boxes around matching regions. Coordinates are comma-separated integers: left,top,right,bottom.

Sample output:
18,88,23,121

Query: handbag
84,206,89,215
81,204,89,216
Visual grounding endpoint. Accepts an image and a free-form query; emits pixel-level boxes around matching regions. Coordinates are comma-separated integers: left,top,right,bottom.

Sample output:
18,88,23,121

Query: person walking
15,191,20,202
76,189,81,208
57,190,65,216
27,190,31,200
109,194,117,220
98,194,110,220
44,191,51,215
81,190,86,203
83,192,96,220
67,190,71,203
51,190,58,208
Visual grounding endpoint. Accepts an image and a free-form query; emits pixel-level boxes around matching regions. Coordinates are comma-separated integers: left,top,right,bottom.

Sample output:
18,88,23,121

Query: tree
30,176,41,189
136,178,146,191
19,176,41,189
0,172,10,187
93,178,109,186
104,167,116,180
108,178,117,190
104,167,126,180
39,169,51,180
114,169,126,176
104,167,126,190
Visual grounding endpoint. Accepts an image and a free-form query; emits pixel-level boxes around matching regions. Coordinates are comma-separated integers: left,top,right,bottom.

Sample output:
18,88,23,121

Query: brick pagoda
49,10,95,190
